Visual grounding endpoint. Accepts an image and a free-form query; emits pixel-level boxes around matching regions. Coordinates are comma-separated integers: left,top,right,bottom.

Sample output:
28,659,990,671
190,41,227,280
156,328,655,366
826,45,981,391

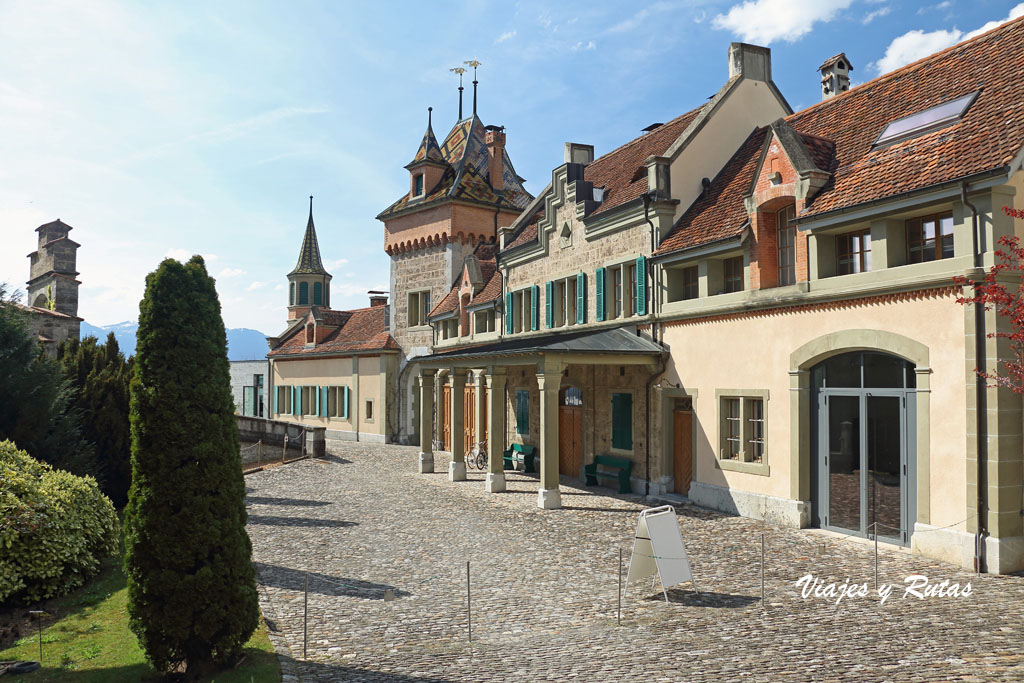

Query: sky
2,0,1022,334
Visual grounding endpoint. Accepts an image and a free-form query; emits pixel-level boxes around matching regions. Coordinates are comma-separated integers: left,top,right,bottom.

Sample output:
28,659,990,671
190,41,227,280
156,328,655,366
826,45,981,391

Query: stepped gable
268,305,397,357
377,115,532,220
656,14,1024,256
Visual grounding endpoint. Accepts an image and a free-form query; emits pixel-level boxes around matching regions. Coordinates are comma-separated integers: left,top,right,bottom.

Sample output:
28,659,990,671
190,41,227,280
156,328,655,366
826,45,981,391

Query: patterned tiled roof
656,14,1024,256
410,119,445,166
288,202,329,276
429,241,501,318
268,305,398,356
378,116,533,220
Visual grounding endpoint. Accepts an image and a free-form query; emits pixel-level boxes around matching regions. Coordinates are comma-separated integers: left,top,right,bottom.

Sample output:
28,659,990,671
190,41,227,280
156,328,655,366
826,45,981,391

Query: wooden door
441,384,451,451
559,387,583,477
673,399,693,495
464,384,476,454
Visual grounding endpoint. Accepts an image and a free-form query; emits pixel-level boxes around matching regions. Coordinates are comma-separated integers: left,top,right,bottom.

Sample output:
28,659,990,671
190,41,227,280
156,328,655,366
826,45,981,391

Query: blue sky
2,0,1022,334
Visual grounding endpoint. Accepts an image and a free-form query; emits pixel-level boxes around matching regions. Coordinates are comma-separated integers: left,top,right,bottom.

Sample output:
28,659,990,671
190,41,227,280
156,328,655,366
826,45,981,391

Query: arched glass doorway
811,352,916,545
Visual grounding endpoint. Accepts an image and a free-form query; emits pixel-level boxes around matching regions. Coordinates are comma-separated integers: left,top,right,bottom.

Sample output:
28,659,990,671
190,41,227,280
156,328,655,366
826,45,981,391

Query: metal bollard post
466,561,472,644
283,435,288,464
257,439,262,468
761,533,766,609
617,548,622,626
303,573,309,660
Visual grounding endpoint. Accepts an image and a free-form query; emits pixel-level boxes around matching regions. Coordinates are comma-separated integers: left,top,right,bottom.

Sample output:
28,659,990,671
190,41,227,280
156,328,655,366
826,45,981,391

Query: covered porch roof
415,327,665,369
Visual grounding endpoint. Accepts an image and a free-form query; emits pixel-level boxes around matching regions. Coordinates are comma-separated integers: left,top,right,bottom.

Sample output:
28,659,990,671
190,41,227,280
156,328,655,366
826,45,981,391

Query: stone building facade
17,219,83,355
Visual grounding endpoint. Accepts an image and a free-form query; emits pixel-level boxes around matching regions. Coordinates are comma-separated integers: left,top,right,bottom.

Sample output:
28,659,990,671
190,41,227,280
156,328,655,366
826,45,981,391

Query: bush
124,256,258,674
0,440,119,606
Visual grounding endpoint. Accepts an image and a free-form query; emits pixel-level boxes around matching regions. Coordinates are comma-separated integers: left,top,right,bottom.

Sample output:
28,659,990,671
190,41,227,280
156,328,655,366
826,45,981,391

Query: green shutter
315,386,320,416
576,272,586,324
636,256,647,316
273,387,279,414
595,267,606,322
530,285,539,331
516,390,530,434
612,393,633,450
320,387,327,417
545,281,554,328
505,292,514,334
291,386,297,415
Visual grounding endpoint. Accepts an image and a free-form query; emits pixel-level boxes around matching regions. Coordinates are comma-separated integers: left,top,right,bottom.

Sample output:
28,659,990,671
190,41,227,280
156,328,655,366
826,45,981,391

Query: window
719,395,766,464
613,267,623,318
313,281,323,305
327,386,350,419
567,276,578,325
275,385,292,415
289,282,296,305
724,257,744,293
777,205,796,286
682,266,698,300
408,290,431,327
626,263,637,317
299,282,309,305
365,400,374,421
414,174,424,196
554,280,566,326
837,229,872,274
611,393,633,451
301,386,316,416
474,309,495,334
305,323,315,344
907,213,954,263
515,389,530,434
874,91,978,147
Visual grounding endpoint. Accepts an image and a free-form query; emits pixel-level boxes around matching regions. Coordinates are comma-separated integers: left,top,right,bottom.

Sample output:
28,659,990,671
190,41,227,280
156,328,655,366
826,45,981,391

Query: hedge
0,440,119,605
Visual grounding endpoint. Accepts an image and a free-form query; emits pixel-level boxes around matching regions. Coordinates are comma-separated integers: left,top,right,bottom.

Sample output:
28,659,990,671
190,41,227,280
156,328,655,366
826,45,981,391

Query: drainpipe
961,181,987,573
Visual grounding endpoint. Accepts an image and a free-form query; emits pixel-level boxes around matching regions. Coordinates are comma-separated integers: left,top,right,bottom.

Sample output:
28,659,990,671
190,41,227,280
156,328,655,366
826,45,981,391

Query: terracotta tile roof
429,241,502,318
504,204,543,251
790,14,1024,219
472,269,502,305
585,106,703,216
378,116,533,220
428,287,459,317
268,305,397,357
655,128,767,255
657,14,1024,255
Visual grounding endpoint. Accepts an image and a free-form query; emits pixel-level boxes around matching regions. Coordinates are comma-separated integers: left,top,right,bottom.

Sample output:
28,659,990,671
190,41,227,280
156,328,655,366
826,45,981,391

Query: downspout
961,181,987,573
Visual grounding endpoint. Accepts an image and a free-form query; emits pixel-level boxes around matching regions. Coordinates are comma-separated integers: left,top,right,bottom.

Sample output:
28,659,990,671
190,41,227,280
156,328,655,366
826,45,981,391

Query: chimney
819,53,853,100
485,128,506,191
644,155,671,200
563,142,595,166
498,224,514,250
368,291,388,307
728,42,772,82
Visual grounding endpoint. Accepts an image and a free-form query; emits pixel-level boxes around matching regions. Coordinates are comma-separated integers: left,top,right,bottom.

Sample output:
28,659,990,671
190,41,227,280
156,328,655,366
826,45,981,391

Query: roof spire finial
427,106,432,128
450,66,466,119
464,59,481,117
308,195,313,219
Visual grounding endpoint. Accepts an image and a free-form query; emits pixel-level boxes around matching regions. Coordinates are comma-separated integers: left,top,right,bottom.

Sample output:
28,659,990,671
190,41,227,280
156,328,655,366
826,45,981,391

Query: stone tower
287,196,332,323
376,100,533,442
27,219,80,317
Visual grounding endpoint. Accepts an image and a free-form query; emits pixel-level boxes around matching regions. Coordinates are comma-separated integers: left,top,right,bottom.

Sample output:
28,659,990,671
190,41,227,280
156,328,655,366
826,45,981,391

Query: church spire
289,195,329,276
407,107,445,166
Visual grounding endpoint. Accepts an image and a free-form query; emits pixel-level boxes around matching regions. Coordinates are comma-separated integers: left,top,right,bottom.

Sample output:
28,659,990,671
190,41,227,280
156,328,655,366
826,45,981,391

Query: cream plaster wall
669,79,790,224
659,291,968,527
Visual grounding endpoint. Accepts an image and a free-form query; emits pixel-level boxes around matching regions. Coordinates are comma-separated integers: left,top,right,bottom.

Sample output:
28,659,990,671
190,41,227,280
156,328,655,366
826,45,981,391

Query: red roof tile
268,305,398,356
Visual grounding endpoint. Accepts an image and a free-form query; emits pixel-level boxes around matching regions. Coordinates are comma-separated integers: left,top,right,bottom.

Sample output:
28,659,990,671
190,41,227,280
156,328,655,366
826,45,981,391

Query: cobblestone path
246,442,1024,682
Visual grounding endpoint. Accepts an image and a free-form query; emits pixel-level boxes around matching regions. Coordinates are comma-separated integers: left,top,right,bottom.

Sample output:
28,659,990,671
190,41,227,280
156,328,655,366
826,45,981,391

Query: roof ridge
790,12,1024,120
588,104,705,171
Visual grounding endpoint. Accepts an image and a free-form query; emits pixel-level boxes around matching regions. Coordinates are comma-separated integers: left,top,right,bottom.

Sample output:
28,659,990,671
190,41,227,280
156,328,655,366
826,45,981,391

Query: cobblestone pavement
246,443,1024,682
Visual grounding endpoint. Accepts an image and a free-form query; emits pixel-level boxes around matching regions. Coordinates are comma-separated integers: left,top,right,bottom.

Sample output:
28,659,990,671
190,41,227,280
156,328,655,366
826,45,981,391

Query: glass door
867,395,904,543
824,394,862,535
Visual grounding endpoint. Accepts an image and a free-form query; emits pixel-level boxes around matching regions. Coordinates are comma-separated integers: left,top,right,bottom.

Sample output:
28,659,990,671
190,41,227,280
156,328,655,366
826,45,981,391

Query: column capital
535,359,565,383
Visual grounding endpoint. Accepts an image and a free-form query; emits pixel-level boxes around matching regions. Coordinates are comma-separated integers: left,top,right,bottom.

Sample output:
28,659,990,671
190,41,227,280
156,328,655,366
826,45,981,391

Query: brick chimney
485,128,506,191
368,291,388,307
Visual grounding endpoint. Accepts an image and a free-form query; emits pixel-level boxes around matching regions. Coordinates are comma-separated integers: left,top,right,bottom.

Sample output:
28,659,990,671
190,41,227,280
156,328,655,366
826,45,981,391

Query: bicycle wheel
476,452,486,470
467,450,477,469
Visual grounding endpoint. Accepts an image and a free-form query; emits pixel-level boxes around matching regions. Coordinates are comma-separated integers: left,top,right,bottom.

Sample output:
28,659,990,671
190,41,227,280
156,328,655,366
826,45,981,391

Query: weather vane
450,66,467,119
464,60,482,116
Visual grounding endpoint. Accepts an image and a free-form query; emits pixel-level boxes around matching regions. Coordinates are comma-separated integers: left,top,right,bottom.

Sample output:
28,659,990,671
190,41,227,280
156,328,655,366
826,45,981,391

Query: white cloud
246,281,268,291
216,267,246,278
571,40,596,51
917,1,951,15
495,30,516,44
164,248,219,262
863,6,890,24
324,258,349,269
872,4,1024,74
712,0,853,44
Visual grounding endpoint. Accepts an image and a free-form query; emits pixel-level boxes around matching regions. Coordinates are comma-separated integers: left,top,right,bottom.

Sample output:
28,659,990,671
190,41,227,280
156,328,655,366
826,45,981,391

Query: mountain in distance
80,321,269,361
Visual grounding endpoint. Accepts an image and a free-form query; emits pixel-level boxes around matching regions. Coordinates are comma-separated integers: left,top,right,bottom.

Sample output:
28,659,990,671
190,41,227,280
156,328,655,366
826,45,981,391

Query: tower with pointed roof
377,89,534,442
287,196,332,323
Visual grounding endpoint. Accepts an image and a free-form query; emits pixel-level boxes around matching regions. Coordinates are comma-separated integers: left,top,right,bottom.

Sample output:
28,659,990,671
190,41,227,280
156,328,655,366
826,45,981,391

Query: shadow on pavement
247,496,332,507
286,657,448,682
247,515,357,528
643,589,760,608
256,563,410,599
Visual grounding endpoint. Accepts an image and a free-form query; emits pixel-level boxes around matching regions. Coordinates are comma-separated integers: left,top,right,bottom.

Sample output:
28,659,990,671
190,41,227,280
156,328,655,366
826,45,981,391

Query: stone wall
230,360,268,416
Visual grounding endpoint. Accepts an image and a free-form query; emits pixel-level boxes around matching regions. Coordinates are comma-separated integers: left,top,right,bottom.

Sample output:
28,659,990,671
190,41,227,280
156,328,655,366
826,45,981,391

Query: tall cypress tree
123,257,257,674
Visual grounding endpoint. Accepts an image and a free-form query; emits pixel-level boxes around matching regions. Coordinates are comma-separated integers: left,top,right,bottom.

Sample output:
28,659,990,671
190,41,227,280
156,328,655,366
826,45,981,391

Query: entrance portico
413,328,664,509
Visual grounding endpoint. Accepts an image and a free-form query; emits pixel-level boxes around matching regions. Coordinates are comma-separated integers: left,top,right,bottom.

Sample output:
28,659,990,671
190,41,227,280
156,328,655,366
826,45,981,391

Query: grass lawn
0,559,281,682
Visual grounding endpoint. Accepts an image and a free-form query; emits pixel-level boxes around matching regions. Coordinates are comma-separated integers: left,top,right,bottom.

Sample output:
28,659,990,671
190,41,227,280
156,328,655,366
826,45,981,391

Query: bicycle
469,439,487,471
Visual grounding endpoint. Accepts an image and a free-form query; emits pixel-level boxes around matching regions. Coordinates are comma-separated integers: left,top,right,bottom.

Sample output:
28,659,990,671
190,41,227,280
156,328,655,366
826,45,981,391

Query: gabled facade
267,204,399,443
400,21,1024,574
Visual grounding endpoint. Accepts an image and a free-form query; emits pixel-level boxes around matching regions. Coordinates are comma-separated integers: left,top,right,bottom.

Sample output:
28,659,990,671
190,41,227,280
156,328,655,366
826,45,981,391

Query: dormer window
413,173,424,197
873,91,978,148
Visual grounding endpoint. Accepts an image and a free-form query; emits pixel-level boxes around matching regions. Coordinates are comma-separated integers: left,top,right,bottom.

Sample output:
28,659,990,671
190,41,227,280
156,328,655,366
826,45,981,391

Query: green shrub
0,440,119,605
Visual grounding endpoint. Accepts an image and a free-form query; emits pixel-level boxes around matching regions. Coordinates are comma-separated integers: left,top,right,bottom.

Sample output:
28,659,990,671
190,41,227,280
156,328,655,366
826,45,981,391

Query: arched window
313,282,323,305
289,282,295,305
778,204,796,286
299,282,309,305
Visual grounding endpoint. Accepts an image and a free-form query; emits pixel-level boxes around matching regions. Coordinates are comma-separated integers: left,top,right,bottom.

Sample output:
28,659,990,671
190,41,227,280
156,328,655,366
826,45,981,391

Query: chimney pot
368,291,388,307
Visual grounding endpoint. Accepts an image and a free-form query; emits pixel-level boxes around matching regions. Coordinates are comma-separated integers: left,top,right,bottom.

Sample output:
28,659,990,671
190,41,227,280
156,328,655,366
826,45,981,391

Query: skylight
873,91,979,147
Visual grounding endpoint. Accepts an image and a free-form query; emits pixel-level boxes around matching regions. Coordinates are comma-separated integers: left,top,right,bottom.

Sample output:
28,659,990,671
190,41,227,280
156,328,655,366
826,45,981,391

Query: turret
287,196,332,321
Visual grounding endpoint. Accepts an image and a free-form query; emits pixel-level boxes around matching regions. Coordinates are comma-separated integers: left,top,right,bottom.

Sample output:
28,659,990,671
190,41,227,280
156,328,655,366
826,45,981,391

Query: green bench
503,443,538,473
585,455,634,494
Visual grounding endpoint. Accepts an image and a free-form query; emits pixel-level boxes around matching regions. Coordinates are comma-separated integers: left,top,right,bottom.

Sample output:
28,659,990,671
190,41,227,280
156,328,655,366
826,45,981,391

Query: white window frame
408,289,431,329
715,389,770,475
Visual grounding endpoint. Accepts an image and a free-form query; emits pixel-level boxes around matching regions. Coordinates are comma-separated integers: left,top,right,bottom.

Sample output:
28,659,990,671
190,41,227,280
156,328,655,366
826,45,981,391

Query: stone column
449,369,467,482
473,370,485,453
485,367,507,493
417,370,435,474
536,360,564,509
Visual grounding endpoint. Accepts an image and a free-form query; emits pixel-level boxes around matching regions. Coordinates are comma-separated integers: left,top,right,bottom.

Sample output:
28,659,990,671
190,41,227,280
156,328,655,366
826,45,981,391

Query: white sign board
625,505,696,602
